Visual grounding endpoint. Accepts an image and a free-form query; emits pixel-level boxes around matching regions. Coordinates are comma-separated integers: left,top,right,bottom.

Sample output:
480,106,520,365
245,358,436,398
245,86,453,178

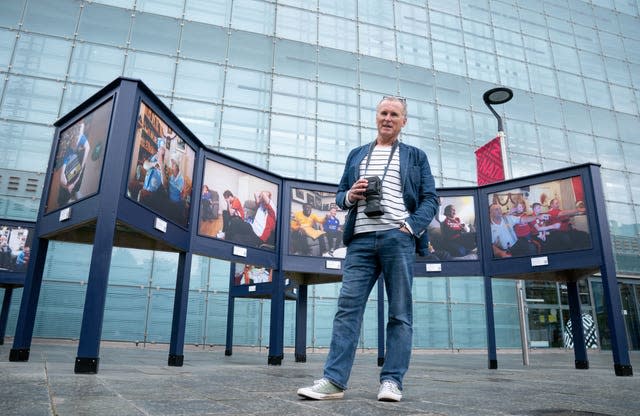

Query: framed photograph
427,194,479,261
198,158,279,251
126,101,196,228
0,223,34,273
233,262,273,285
288,187,346,259
486,175,591,260
45,98,114,213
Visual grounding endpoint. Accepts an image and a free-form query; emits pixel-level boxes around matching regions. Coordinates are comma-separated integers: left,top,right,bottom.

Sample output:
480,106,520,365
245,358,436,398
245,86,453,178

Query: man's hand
348,178,369,203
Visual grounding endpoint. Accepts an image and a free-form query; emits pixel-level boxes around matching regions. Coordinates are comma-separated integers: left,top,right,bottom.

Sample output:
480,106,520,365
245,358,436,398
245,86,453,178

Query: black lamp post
482,87,513,133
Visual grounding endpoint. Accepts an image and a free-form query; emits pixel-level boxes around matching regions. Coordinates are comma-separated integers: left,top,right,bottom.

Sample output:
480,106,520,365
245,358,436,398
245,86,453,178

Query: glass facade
1,0,639,350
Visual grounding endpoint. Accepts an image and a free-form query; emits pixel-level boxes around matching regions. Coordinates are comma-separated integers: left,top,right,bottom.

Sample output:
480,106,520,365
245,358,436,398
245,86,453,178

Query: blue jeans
323,228,415,390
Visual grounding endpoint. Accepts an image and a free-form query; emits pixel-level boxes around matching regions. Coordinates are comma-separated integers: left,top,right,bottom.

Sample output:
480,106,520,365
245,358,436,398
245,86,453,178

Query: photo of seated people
46,98,113,213
126,102,196,228
232,263,272,286
0,225,33,273
289,189,346,259
198,159,278,250
488,176,590,259
424,195,478,261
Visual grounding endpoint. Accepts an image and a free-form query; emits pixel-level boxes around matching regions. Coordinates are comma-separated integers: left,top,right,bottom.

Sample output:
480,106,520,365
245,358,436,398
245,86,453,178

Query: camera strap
363,140,399,183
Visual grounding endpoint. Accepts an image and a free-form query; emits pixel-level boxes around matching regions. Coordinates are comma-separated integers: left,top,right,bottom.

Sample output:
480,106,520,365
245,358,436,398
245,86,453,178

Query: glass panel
472,111,499,145
596,137,626,171
12,33,72,79
395,2,427,36
622,141,640,174
359,56,397,93
573,25,601,54
523,36,552,67
270,114,315,159
435,72,469,109
103,286,147,341
600,32,626,60
0,0,25,29
605,56,631,86
563,101,592,134
231,0,275,35
68,43,125,85
0,29,14,72
552,43,580,74
528,64,559,97
396,32,431,68
59,83,101,115
228,30,273,72
413,303,449,348
136,0,185,17
623,37,640,64
1,75,63,124
180,22,227,63
319,0,356,19
317,121,359,164
440,141,476,181
464,20,494,53
358,0,393,28
318,47,357,87
269,154,314,179
579,50,606,81
398,65,434,102
429,0,460,15
606,201,637,236
130,11,180,55
174,59,224,102
272,75,316,118
451,304,486,348
548,18,575,47
317,84,358,125
124,51,175,96
505,93,535,123
184,0,231,27
566,131,597,164
509,153,542,178
438,106,473,145
432,41,466,76
497,56,529,91
219,107,269,153
77,3,131,47
171,99,220,147
601,168,631,203
557,71,586,103
617,112,640,142
495,27,524,61
0,121,53,171
583,78,612,109
276,5,317,44
22,0,79,37
430,11,462,44
506,120,539,154
466,49,498,84
538,126,569,161
358,23,395,61
274,39,316,80
610,84,638,114
526,281,559,304
224,67,271,111
629,173,640,203
461,0,490,21
318,14,357,52
533,95,563,128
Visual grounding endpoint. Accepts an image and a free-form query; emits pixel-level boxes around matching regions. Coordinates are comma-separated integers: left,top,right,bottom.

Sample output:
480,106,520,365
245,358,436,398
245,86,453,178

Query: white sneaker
377,380,402,402
297,378,344,400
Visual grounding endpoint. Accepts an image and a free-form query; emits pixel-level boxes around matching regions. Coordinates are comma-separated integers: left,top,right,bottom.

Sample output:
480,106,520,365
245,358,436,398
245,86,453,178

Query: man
297,96,439,402
489,203,538,258
250,191,277,246
290,203,328,255
323,206,343,255
58,121,91,206
439,204,476,257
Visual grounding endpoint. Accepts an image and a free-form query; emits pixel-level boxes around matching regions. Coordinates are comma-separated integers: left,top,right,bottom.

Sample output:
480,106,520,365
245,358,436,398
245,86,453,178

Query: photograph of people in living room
289,189,347,259
198,159,279,251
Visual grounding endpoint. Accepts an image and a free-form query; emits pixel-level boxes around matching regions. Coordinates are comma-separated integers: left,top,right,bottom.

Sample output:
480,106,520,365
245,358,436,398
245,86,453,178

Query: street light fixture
483,87,513,133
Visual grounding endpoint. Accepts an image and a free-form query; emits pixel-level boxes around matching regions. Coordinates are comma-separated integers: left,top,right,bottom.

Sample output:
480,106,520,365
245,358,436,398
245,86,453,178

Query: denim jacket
335,141,439,256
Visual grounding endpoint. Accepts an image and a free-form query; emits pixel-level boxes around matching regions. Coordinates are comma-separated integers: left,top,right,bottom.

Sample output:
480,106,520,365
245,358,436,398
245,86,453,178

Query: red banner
475,136,505,185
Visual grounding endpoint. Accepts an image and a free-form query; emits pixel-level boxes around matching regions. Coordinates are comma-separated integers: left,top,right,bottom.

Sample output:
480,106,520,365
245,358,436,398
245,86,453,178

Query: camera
363,176,384,217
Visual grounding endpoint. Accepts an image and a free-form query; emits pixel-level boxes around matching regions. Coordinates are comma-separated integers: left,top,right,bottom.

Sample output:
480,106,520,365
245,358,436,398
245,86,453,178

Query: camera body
363,176,384,217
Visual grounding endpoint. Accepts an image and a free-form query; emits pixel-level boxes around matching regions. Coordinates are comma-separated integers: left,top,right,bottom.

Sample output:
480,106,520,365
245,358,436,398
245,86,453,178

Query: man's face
303,204,312,216
376,100,406,142
490,205,502,220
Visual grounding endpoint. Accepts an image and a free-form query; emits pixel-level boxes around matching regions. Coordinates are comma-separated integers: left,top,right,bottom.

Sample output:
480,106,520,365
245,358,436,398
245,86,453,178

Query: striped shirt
354,144,409,236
